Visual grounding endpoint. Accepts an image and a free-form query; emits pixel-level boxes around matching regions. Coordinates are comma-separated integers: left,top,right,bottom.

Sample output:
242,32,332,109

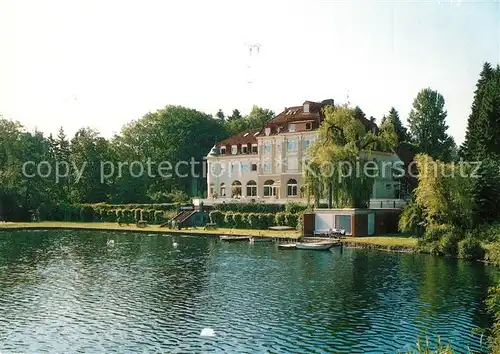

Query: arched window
246,180,257,197
287,179,298,196
231,181,242,198
220,183,226,197
263,180,276,197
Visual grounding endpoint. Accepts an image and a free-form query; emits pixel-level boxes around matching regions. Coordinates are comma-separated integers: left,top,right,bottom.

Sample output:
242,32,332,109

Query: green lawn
0,221,302,239
347,236,418,248
0,222,417,246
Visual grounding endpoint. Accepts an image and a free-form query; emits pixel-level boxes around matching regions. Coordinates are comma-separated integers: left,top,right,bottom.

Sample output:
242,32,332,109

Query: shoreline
0,222,419,251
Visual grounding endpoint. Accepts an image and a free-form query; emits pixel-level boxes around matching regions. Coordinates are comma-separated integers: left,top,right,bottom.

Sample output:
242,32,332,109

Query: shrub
458,236,485,260
80,205,95,222
140,209,150,222
285,202,308,214
487,285,500,353
399,202,426,237
422,224,462,256
224,212,235,227
94,208,103,221
424,224,460,243
428,240,443,256
440,233,459,256
232,213,244,228
485,242,500,266
265,213,275,228
247,213,259,229
154,210,165,224
134,209,141,222
107,209,117,222
123,209,133,223
285,213,299,228
296,213,303,232
275,212,286,226
115,209,124,219
209,210,223,225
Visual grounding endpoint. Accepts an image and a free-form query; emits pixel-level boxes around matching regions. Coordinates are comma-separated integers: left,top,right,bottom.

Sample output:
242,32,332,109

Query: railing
194,198,409,209
369,199,408,209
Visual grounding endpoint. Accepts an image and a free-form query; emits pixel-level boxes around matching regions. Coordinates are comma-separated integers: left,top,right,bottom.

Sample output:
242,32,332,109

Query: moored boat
249,237,273,243
278,243,297,249
219,236,251,242
295,241,338,250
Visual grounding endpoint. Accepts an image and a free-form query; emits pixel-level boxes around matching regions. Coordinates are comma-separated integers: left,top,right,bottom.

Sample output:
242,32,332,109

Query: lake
0,230,497,353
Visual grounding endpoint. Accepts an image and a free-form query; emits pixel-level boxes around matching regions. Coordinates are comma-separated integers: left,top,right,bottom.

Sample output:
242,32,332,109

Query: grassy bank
0,221,301,239
0,221,417,247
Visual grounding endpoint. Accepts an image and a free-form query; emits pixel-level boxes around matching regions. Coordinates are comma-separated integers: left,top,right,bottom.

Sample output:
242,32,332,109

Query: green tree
215,109,225,121
304,105,397,208
460,62,497,160
228,109,242,121
380,107,409,143
412,154,475,230
115,105,226,200
471,158,500,225
69,128,112,203
407,88,455,161
224,105,274,135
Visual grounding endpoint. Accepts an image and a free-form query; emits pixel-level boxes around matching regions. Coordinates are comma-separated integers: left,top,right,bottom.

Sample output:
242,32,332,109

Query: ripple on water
0,231,496,353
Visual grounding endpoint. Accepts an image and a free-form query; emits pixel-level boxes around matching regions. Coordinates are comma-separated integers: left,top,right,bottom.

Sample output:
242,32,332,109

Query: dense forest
0,105,274,221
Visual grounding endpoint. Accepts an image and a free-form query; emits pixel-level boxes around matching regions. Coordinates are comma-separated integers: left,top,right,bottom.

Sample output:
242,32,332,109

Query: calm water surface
0,231,498,353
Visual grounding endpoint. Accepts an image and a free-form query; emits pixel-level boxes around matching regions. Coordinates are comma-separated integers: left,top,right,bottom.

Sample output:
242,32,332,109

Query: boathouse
302,208,401,237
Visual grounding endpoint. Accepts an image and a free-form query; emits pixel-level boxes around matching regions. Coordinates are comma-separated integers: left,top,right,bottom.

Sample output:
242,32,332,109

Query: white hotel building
203,99,407,208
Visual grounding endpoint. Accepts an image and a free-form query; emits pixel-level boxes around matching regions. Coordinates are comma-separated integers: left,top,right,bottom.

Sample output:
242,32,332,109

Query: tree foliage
304,104,397,208
461,62,500,161
223,105,274,135
380,107,409,144
407,88,455,161
412,154,475,230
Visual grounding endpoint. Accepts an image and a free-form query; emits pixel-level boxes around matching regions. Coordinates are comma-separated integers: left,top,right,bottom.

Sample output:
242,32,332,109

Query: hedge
210,211,299,230
213,202,308,214
83,203,189,212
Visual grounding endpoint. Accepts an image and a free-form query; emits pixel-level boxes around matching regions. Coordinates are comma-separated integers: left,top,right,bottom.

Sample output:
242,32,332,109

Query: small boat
249,237,273,243
295,241,338,250
278,243,297,249
219,236,251,242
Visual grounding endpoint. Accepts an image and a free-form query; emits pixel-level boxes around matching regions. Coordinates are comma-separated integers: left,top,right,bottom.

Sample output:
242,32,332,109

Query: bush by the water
418,224,464,256
79,205,95,222
487,285,500,353
458,236,485,260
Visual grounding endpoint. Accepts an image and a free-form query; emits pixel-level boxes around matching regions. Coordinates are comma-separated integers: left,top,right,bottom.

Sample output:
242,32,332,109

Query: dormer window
306,122,312,130
220,147,226,155
304,103,310,113
231,145,238,155
242,145,248,154
251,144,258,153
265,127,271,136
289,123,296,133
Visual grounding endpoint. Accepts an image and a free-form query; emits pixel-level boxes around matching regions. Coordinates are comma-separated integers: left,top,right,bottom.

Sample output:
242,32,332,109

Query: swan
107,239,115,246
173,242,178,248
200,328,215,337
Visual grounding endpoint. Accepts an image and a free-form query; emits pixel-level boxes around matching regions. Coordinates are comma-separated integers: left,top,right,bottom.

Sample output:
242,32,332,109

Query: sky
0,0,499,145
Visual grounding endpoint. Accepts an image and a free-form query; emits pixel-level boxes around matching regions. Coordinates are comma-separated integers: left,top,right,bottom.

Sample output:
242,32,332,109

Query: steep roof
215,128,260,148
215,99,380,145
263,100,327,135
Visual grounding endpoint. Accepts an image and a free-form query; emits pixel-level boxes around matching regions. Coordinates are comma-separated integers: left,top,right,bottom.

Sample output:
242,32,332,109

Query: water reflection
0,231,497,353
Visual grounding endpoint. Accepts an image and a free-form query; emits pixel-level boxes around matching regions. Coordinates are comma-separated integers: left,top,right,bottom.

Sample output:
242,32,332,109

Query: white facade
205,100,406,205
